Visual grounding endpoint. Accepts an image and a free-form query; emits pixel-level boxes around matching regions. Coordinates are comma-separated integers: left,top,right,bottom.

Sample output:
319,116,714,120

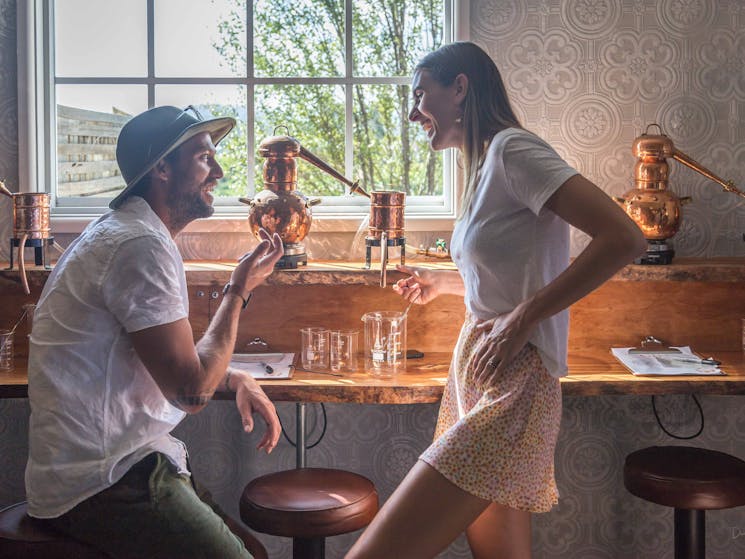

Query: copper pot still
0,180,51,294
241,130,406,281
614,123,745,264
240,132,371,269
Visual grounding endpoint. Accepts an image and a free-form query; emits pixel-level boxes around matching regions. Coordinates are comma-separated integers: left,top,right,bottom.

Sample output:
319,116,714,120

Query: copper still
364,190,406,287
0,180,53,294
240,131,406,286
614,124,745,264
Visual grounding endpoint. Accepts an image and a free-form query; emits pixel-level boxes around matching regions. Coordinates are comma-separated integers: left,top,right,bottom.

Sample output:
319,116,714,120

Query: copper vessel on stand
0,180,53,295
614,124,745,264
364,190,406,287
240,132,369,269
241,130,407,285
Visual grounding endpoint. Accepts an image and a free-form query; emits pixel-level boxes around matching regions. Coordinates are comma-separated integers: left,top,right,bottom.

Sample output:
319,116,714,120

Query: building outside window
19,0,467,223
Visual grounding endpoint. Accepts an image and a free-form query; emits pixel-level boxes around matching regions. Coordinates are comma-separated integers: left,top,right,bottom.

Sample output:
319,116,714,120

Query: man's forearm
178,293,244,406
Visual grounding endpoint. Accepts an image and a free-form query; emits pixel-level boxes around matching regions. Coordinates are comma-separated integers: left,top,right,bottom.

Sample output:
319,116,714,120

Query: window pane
55,0,147,77
155,0,247,77
254,0,344,77
155,85,248,198
255,85,345,196
56,85,147,198
353,0,444,77
353,85,442,195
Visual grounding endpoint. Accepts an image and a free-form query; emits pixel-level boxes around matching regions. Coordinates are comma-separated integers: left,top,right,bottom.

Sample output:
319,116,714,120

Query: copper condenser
364,190,406,288
1,180,53,294
615,123,745,264
240,131,369,269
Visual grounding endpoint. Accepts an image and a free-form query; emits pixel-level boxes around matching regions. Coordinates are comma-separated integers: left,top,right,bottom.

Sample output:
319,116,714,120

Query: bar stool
240,467,378,559
0,501,106,559
624,446,745,559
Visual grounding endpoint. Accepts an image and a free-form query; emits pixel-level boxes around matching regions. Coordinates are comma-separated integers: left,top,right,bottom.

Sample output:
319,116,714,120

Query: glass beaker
300,327,329,370
0,329,13,371
361,311,406,378
330,329,358,372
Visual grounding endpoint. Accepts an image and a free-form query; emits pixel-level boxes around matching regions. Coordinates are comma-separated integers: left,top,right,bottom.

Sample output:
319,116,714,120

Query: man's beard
168,184,214,230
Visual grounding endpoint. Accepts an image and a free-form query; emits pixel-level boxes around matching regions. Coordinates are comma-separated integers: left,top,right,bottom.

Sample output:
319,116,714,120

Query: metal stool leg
293,536,324,559
674,508,705,559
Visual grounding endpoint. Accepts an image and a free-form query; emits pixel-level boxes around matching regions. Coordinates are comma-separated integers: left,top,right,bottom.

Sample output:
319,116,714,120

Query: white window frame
18,0,469,235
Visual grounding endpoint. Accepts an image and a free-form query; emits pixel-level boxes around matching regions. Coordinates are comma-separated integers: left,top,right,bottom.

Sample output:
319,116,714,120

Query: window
20,0,467,222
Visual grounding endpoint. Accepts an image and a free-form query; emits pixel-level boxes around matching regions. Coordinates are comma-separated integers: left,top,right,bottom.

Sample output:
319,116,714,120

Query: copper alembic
1,180,53,295
240,132,369,269
614,123,745,265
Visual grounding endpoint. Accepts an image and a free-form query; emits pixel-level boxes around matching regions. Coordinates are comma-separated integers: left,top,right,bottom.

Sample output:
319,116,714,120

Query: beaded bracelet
222,282,252,309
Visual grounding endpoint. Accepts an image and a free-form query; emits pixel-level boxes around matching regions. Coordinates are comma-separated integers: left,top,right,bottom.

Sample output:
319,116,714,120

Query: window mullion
45,0,55,199
147,0,154,107
246,1,255,195
344,0,354,185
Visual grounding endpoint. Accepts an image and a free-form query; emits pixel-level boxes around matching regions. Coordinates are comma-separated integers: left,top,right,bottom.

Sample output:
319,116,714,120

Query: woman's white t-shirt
450,128,578,378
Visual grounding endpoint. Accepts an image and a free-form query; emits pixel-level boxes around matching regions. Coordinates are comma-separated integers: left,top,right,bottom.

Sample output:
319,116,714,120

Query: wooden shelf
4,257,745,288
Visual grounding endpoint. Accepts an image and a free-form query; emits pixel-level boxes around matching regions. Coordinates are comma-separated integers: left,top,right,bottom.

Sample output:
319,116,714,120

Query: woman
346,42,646,559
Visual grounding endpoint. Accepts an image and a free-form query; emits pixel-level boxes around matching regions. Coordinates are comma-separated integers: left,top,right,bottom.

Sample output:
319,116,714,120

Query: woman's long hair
416,42,522,218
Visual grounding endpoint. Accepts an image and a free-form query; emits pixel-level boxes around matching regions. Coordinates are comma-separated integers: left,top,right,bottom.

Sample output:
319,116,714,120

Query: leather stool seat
0,501,107,559
240,468,378,559
624,446,745,559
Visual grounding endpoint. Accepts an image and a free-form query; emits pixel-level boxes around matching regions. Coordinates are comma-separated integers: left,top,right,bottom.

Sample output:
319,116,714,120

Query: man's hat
110,105,236,209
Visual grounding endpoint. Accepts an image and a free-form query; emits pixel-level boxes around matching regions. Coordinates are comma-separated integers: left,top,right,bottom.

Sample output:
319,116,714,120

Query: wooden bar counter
4,349,745,401
3,257,745,401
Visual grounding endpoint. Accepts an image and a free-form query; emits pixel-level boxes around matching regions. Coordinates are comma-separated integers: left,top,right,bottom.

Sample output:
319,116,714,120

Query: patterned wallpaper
2,1,745,558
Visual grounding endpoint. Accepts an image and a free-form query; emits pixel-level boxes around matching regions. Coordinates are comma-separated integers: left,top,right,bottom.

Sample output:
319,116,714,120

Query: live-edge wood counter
3,257,745,400
4,349,745,401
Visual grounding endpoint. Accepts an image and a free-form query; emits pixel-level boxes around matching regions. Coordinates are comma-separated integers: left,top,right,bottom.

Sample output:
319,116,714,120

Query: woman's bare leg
466,502,531,559
345,460,490,559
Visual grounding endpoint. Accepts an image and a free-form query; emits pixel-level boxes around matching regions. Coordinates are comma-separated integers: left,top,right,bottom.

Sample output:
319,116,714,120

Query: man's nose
211,159,224,179
408,106,420,122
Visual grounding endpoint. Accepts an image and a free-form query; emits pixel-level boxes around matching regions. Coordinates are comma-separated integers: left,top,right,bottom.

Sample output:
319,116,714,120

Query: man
25,105,283,558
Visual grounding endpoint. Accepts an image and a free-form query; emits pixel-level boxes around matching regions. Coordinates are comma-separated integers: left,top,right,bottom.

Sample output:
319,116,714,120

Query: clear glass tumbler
300,327,329,370
330,329,358,372
0,330,13,371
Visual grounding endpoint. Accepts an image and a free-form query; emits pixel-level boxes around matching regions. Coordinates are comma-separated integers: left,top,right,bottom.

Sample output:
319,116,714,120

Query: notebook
229,352,295,379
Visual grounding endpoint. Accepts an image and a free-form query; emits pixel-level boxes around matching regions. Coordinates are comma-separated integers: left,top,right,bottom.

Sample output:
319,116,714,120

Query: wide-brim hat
110,105,236,209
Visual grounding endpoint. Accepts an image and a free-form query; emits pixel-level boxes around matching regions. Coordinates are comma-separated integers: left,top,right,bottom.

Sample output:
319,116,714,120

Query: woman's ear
453,73,468,103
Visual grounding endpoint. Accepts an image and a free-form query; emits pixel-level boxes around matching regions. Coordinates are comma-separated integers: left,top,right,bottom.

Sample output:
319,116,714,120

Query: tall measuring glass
361,311,406,378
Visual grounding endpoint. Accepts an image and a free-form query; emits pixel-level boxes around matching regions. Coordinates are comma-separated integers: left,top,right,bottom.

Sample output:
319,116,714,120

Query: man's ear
152,159,170,182
453,73,468,104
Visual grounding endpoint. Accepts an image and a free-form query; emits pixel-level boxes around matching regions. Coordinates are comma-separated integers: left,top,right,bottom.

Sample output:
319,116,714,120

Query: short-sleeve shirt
25,196,190,518
449,128,578,378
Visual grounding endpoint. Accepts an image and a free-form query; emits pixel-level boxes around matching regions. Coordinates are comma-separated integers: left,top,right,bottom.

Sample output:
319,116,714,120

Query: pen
669,357,721,366
260,362,274,374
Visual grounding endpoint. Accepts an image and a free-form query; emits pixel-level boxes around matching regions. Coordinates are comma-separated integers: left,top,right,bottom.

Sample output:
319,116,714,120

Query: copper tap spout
297,146,370,198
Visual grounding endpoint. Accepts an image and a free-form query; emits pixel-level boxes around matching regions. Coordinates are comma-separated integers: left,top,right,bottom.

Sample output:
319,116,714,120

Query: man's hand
229,228,284,300
230,369,281,453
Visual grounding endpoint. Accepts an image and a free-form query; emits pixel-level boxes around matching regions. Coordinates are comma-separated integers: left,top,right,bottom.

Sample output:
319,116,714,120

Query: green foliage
212,0,444,198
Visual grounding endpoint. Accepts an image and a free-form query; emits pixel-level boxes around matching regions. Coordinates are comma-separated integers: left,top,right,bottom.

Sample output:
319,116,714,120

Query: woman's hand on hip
470,301,536,385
